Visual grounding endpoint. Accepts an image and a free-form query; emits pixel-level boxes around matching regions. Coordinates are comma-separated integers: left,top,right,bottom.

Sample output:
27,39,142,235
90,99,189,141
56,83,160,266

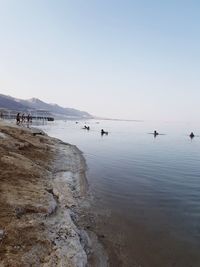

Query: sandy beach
0,121,108,267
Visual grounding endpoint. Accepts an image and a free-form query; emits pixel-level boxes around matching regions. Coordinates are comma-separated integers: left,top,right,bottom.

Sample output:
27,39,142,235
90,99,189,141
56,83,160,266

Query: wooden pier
0,114,54,121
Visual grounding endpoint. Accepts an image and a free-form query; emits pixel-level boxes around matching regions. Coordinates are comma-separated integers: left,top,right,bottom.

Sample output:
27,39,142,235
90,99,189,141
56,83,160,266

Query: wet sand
0,121,108,267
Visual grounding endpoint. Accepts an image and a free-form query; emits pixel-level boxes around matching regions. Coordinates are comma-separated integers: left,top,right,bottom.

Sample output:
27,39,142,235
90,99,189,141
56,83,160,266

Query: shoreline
0,121,108,266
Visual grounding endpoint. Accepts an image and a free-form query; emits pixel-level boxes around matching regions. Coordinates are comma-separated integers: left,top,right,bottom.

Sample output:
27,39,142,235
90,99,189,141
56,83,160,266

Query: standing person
16,113,20,125
21,113,25,124
27,114,30,123
27,114,31,128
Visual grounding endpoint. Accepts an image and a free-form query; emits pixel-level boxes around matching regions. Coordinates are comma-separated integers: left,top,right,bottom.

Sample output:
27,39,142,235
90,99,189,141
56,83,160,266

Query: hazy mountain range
0,94,93,119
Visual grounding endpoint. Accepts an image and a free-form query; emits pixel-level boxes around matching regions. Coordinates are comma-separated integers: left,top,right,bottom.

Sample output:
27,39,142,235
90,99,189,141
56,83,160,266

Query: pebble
0,229,5,240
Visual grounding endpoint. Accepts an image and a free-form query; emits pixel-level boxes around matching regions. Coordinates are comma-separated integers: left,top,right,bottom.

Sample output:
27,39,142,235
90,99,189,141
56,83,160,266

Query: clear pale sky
0,0,200,121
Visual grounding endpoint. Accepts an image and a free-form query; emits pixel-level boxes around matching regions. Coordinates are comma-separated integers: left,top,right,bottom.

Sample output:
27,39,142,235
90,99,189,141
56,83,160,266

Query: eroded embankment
0,121,107,267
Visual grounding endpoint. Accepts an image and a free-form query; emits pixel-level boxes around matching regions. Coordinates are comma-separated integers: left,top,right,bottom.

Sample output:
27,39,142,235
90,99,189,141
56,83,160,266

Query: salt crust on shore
0,121,107,267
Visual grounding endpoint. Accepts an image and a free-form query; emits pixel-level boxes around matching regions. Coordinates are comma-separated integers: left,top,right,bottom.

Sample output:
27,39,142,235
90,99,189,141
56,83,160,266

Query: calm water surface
39,120,200,266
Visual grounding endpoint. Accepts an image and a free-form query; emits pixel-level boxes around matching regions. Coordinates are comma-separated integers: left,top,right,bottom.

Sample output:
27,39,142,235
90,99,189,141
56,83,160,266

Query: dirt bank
0,121,107,267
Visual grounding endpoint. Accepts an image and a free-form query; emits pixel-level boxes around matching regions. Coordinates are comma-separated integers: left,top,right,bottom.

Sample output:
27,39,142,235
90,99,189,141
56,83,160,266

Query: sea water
38,119,200,266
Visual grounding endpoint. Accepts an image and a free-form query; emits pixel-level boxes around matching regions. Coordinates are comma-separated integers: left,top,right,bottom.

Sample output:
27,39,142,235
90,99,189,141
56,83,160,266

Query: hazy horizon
1,1,200,121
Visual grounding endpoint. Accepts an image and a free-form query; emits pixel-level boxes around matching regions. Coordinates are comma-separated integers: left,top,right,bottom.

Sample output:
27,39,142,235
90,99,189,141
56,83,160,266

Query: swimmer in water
189,132,195,139
154,130,159,137
101,129,108,135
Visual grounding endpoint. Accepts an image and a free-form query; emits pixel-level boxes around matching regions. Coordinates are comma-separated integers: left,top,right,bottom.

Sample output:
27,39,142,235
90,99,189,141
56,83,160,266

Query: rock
0,132,6,139
0,229,5,240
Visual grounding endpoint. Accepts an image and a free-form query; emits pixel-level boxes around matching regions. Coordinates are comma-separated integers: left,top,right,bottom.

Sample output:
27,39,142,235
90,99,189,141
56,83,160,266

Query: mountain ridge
0,94,93,119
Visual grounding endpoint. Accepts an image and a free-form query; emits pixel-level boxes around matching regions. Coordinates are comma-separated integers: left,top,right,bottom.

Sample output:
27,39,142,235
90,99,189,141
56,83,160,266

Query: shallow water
39,120,200,266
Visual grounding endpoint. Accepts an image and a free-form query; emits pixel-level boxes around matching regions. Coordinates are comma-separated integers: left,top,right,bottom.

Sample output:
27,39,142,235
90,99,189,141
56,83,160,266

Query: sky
0,0,200,121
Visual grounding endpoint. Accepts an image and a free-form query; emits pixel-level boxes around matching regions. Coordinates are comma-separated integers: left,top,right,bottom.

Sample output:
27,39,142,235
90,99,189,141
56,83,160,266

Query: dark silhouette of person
27,114,30,122
16,113,20,125
27,114,31,128
21,113,25,123
189,132,195,139
154,130,159,137
101,129,108,135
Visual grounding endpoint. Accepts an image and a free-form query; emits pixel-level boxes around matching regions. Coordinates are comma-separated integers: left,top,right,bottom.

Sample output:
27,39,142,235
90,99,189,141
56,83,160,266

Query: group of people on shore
16,113,32,125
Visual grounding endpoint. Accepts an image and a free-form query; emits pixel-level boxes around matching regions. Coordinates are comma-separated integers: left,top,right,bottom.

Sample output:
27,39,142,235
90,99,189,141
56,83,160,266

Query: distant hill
0,94,29,111
20,98,93,119
0,94,93,119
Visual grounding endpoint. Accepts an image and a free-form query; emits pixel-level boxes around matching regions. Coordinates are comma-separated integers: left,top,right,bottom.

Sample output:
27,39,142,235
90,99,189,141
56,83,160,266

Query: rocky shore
0,121,108,267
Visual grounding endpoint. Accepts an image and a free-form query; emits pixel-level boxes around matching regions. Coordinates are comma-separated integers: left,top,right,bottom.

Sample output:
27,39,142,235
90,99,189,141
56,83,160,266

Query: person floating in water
83,125,90,130
189,132,195,139
101,129,108,135
154,130,159,137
